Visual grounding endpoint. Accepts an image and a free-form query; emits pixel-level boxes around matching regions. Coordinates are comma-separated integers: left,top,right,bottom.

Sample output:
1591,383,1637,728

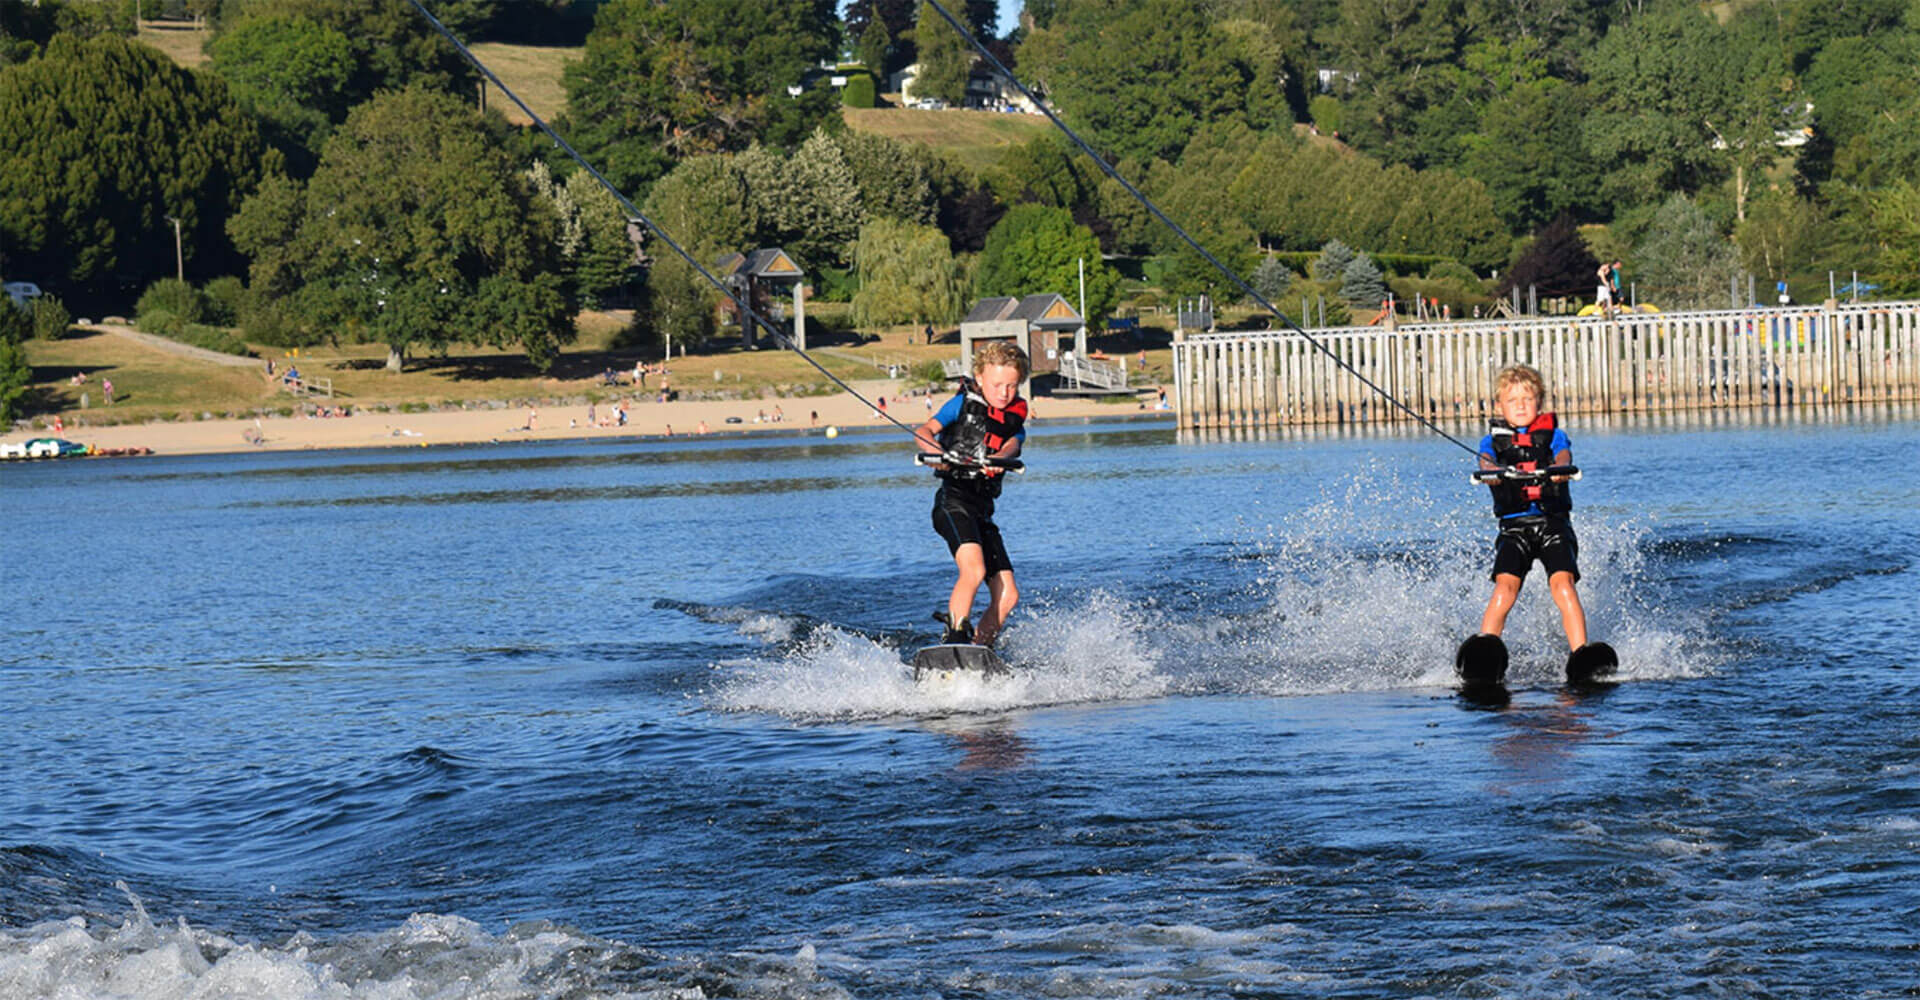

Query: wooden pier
1171,301,1920,428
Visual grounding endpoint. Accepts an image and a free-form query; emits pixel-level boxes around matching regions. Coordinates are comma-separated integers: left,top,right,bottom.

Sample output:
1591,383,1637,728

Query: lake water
3,406,1917,998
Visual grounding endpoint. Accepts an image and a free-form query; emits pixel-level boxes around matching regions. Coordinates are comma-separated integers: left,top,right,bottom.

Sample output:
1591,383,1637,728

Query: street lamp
164,215,183,282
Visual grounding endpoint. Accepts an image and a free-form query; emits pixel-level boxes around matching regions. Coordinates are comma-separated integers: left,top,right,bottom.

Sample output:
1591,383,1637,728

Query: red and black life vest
937,378,1027,499
1486,412,1571,517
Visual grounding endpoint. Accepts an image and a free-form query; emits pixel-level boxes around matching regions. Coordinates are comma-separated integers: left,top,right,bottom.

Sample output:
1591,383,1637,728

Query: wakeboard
1565,641,1619,686
911,643,1011,683
1454,633,1509,690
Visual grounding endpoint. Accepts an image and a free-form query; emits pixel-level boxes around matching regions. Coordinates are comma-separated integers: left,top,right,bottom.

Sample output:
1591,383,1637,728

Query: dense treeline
4,0,1920,385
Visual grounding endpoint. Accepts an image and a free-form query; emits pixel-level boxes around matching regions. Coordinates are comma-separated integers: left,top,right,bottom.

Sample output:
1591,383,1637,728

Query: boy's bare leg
1479,573,1523,636
1547,570,1588,649
973,570,1019,648
948,543,987,637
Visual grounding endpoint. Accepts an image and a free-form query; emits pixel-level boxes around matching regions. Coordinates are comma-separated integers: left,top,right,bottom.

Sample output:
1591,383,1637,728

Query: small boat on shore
0,438,151,460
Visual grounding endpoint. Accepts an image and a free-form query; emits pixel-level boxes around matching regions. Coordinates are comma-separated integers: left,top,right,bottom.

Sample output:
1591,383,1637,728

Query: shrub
1425,260,1485,289
842,72,876,108
31,294,71,340
202,276,245,326
178,323,252,356
812,265,859,303
236,288,322,347
137,307,184,337
137,278,205,326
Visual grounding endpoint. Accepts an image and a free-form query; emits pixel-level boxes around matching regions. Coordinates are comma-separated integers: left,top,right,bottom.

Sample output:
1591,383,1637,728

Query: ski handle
1470,464,1580,485
917,452,1025,473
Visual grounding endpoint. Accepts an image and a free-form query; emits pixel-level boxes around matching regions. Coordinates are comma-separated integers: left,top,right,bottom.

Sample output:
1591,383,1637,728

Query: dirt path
91,323,261,368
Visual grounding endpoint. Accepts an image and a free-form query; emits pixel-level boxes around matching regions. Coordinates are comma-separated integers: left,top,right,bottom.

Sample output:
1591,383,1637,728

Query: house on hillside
890,62,1044,113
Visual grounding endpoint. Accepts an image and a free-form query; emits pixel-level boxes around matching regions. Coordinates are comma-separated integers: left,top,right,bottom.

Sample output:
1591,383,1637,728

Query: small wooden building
959,293,1085,375
957,294,1127,394
716,248,807,349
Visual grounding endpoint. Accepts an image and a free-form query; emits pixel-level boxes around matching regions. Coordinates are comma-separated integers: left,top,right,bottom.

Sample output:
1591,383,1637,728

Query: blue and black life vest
1486,412,1571,518
936,378,1027,499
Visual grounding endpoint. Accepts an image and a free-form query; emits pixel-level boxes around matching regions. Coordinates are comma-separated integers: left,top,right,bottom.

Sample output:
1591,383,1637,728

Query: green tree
974,204,1119,320
1327,0,1467,166
984,135,1097,211
736,131,864,269
1585,3,1798,221
0,301,30,424
1311,239,1356,283
562,0,839,191
1016,0,1253,162
856,6,892,75
1459,78,1604,233
631,154,755,353
851,217,962,327
526,161,636,307
836,130,939,225
229,87,573,370
1340,253,1388,308
215,0,473,107
913,1,972,105
0,34,271,301
1862,178,1920,281
1159,214,1258,301
205,12,354,162
1634,194,1740,310
1735,191,1830,286
1250,256,1296,302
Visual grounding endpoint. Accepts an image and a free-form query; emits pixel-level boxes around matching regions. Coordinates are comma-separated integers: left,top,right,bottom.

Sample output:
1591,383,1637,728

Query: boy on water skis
914,341,1030,648
1475,364,1589,652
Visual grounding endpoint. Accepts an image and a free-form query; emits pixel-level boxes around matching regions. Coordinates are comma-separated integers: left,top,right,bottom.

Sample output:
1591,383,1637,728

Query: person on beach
1475,364,1588,651
914,341,1030,648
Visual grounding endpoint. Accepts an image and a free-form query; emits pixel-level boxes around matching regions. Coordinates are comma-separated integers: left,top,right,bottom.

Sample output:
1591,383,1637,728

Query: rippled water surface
3,409,1917,998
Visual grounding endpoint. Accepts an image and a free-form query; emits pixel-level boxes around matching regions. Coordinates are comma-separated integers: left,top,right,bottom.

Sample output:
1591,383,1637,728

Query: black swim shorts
1489,515,1580,582
932,486,1013,576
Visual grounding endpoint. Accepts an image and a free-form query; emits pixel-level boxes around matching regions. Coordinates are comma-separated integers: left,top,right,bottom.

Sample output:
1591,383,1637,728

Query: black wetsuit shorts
1489,514,1580,582
932,485,1013,576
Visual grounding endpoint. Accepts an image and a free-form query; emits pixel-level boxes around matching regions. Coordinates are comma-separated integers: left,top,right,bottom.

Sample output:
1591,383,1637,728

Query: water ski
911,642,1011,682
1455,633,1509,689
1565,641,1619,685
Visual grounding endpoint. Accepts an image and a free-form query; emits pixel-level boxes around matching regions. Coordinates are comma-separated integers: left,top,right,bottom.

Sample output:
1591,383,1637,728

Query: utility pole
165,215,183,281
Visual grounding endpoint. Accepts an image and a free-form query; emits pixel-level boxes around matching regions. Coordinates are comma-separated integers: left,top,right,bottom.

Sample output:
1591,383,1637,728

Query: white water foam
707,592,1173,720
707,462,1717,718
0,885,835,1000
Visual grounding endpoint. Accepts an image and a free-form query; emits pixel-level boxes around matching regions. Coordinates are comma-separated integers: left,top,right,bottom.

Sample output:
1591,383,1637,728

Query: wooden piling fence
1171,301,1920,428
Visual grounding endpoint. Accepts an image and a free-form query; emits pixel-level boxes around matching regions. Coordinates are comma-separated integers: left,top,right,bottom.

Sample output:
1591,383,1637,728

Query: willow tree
851,218,962,327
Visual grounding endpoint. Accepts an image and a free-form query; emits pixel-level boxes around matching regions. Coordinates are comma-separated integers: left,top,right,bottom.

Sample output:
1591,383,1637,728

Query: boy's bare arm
914,417,944,454
1551,448,1574,481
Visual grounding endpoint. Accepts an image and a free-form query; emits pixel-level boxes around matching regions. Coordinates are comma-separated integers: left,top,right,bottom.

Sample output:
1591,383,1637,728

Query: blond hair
973,340,1031,379
1494,363,1545,402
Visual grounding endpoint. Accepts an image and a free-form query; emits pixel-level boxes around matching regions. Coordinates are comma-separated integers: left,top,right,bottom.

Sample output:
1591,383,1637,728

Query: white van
5,281,42,310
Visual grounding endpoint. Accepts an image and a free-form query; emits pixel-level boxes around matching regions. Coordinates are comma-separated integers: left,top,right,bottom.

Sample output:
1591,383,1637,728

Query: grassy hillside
132,20,209,67
469,42,577,126
842,106,1053,175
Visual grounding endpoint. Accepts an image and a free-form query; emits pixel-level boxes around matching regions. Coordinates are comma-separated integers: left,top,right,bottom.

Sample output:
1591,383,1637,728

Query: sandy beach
2,379,1172,458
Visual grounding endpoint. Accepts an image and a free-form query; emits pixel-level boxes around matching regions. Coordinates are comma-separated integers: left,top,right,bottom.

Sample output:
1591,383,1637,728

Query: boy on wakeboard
1473,364,1595,659
913,341,1030,649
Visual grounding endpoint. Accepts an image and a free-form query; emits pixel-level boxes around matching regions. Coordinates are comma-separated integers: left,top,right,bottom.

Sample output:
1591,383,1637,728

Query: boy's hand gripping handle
918,452,1025,473
1470,464,1579,485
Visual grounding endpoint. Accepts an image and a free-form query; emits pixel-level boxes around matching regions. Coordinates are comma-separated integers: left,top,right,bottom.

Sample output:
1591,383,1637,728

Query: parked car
5,281,42,311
